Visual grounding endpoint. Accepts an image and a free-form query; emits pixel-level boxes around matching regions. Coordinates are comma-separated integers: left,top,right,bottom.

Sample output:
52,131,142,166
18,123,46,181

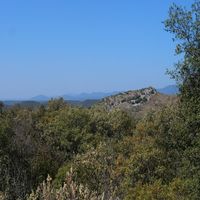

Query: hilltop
97,87,177,116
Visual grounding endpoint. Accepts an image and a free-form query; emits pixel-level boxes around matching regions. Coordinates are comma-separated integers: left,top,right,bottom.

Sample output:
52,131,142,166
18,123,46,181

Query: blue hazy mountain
30,95,50,101
157,85,179,95
4,86,178,103
62,92,119,101
29,92,119,102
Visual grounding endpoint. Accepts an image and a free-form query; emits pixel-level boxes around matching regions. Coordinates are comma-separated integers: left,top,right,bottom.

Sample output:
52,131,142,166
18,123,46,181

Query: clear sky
0,0,192,99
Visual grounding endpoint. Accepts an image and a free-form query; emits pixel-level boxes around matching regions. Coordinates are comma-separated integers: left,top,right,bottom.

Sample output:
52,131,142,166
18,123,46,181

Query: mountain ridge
1,85,178,103
96,86,177,117
29,85,178,102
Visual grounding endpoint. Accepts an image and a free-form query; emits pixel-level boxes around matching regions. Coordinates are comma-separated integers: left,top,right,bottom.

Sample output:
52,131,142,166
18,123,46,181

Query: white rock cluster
102,87,157,110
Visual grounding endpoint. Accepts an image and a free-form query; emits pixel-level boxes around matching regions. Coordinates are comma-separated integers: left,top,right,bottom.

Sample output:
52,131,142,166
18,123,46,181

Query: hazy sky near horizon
0,0,191,99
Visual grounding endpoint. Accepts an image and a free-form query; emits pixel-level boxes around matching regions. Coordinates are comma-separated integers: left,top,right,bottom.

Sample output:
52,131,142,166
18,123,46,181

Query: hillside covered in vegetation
1,0,200,199
0,90,180,200
98,87,176,117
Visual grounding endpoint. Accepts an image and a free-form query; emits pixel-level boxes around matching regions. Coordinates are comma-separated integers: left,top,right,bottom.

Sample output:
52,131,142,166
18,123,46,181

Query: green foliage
54,143,117,198
89,107,134,138
1,95,200,199
164,0,200,102
1,1,200,199
128,178,198,200
0,99,135,199
0,102,4,113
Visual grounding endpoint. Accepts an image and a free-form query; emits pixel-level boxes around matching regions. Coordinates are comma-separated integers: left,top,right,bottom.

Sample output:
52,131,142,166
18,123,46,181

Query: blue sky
0,0,191,99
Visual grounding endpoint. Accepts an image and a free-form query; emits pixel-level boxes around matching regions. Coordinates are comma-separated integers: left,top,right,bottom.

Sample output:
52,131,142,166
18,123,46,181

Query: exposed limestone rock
101,87,157,110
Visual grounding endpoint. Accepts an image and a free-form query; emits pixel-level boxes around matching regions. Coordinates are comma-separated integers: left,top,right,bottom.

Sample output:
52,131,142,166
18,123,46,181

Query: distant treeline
2,99,99,109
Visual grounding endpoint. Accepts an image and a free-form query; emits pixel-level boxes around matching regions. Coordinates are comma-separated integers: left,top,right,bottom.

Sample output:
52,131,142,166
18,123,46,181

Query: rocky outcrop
101,87,157,110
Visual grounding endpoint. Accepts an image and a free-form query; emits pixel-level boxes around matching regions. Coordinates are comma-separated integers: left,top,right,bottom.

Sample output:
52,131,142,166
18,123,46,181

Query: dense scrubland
1,1,200,199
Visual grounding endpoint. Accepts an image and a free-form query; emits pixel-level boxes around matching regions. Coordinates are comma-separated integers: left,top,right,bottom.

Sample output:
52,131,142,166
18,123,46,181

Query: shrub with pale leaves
27,168,118,200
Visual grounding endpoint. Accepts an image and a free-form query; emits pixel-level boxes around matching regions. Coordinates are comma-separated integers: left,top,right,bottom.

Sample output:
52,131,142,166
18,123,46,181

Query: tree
164,0,200,149
160,3,200,197
164,0,200,101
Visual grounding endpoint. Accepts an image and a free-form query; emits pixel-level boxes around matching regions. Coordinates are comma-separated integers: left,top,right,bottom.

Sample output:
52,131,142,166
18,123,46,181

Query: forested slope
1,0,200,199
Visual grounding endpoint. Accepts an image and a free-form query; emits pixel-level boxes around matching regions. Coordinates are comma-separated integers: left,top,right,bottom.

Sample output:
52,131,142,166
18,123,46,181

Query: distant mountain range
30,85,178,102
30,95,50,101
30,92,119,102
2,85,179,106
62,92,119,101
